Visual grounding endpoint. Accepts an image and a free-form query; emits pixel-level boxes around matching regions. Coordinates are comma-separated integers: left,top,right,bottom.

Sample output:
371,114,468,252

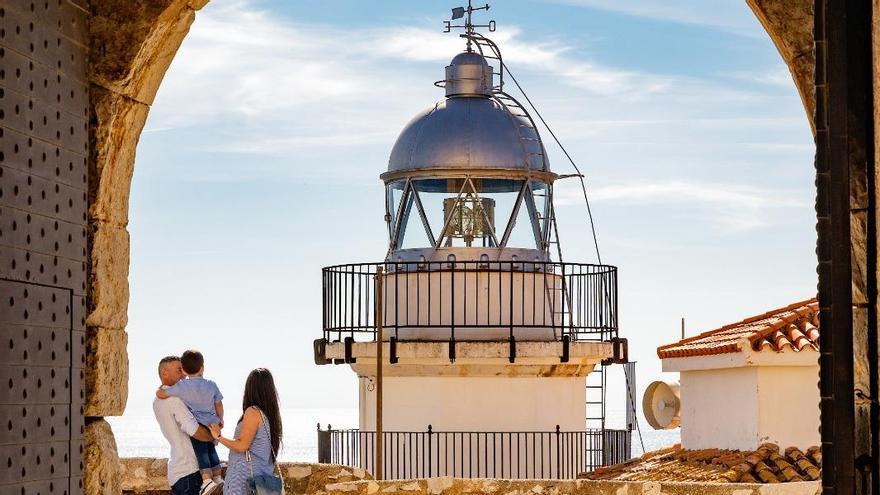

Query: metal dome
383,52,550,180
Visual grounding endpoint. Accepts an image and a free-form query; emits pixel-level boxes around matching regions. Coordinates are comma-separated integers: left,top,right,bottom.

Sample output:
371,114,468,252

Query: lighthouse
315,3,630,480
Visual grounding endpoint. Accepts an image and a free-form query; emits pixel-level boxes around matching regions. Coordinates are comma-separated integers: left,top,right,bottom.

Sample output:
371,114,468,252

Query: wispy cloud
143,0,811,206
546,0,766,37
557,180,809,231
723,66,796,87
150,0,686,149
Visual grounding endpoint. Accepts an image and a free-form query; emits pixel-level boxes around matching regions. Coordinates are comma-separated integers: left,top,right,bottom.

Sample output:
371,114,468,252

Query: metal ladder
492,93,547,169
466,32,549,171
586,364,606,431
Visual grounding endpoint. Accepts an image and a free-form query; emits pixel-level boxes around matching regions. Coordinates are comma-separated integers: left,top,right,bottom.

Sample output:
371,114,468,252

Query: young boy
156,350,224,495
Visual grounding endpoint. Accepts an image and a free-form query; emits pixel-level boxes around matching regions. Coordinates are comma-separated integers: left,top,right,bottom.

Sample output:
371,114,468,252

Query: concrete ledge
327,341,611,377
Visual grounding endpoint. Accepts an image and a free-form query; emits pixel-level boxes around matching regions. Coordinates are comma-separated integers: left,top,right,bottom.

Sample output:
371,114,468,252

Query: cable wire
503,61,650,455
501,63,603,264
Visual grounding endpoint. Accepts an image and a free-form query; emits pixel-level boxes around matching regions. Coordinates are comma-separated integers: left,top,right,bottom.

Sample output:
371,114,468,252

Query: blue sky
119,0,815,435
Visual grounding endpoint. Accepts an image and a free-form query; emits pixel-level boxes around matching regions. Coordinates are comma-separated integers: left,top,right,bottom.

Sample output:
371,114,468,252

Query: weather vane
444,1,496,52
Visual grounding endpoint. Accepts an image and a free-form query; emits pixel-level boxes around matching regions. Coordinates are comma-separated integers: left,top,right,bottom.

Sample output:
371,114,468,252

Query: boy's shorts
190,436,220,471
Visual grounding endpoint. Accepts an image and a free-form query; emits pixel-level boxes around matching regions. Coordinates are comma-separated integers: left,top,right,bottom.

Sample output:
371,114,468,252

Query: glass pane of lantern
412,179,479,248
387,180,407,228
504,189,541,249
474,179,521,247
530,181,550,243
411,179,450,238
398,191,434,249
414,178,522,248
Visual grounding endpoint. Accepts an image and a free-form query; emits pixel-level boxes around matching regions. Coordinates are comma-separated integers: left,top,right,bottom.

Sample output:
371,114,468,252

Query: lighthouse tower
315,3,629,480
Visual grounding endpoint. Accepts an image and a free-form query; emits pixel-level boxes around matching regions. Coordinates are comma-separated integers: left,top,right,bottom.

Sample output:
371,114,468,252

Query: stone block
87,221,131,330
85,327,129,417
85,420,122,495
119,457,170,493
89,86,150,226
285,463,373,495
90,0,199,104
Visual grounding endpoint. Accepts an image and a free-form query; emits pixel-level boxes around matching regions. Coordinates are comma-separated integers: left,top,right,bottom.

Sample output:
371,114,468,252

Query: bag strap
251,407,285,488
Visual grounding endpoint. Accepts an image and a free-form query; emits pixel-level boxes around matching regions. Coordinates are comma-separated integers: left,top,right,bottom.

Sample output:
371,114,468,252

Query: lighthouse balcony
314,260,626,367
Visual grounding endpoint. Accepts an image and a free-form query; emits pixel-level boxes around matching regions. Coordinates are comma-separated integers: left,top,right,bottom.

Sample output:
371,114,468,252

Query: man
154,356,219,495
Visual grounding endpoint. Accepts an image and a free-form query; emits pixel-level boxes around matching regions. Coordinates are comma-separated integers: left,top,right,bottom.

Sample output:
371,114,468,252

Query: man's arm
192,424,213,442
158,382,182,400
169,398,213,442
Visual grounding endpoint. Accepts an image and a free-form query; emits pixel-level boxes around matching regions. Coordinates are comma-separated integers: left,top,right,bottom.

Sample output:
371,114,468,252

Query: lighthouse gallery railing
317,425,631,480
322,261,617,342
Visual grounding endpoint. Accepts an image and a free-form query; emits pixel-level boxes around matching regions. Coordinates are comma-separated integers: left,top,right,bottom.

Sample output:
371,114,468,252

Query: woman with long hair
209,368,283,495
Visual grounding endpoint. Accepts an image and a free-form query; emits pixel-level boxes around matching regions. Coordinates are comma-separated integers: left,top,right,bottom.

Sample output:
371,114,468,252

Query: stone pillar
84,1,208,494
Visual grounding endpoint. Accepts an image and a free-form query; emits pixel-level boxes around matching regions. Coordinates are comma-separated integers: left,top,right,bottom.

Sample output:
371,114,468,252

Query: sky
114,0,816,445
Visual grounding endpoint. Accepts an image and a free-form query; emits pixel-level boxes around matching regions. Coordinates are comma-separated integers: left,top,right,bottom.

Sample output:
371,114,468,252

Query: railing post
427,425,433,478
375,267,385,480
555,425,561,479
509,261,514,342
318,423,331,464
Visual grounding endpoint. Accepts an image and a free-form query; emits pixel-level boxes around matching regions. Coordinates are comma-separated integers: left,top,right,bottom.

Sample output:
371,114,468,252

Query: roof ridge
657,297,818,358
657,298,816,352
746,304,818,347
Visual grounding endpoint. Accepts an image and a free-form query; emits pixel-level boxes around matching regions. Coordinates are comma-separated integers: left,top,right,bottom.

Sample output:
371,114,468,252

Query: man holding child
153,353,224,495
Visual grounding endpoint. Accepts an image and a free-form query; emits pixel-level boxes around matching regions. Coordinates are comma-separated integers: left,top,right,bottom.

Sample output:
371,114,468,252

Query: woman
209,368,283,495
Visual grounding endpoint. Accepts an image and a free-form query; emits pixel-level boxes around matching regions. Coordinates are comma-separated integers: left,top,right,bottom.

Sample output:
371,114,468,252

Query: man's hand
209,423,222,440
191,424,213,442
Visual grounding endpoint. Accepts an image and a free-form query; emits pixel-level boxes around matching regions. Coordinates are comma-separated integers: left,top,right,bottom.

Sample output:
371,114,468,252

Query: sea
108,407,680,463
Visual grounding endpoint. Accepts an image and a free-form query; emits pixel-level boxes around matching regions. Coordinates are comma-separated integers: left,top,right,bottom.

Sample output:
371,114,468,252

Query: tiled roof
580,443,821,483
657,298,819,359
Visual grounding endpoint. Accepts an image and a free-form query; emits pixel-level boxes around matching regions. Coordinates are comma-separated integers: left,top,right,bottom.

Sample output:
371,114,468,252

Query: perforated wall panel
0,1,88,494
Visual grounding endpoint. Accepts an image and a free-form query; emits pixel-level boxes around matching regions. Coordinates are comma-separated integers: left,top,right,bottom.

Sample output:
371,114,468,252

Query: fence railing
317,426,631,480
322,261,617,343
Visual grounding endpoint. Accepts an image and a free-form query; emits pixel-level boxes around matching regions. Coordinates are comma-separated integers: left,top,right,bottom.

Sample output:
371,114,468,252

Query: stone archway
83,2,207,494
77,1,833,494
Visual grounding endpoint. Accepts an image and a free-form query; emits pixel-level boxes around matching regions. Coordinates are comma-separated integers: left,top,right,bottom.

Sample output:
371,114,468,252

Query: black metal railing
322,261,617,342
317,425,631,480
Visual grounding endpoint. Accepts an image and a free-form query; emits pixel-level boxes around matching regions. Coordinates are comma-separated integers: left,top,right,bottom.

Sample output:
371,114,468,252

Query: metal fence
317,426,631,480
322,261,617,343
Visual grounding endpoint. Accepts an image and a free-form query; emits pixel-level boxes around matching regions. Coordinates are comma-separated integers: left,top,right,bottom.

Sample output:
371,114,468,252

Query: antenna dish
642,380,681,430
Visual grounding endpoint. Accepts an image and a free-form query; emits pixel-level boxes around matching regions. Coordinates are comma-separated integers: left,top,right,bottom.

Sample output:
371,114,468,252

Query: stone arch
81,1,817,493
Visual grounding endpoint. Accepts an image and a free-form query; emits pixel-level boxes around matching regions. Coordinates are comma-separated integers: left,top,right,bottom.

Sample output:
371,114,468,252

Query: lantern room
383,50,555,263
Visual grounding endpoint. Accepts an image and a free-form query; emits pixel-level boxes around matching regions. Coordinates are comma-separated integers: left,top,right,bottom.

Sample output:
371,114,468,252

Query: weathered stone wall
84,1,208,494
119,458,371,495
320,477,820,495
118,458,819,495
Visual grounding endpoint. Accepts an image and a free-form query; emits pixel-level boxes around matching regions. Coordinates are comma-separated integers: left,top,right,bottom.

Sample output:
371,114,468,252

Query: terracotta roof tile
657,298,819,359
579,443,822,483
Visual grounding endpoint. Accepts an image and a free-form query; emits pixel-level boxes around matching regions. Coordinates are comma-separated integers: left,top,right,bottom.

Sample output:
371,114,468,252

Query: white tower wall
358,375,585,432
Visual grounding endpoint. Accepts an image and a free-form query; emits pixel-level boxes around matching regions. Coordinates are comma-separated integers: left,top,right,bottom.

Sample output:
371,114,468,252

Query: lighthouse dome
384,52,549,178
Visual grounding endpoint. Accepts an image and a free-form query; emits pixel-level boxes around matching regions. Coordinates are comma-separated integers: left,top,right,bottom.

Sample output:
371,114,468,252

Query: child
156,349,224,495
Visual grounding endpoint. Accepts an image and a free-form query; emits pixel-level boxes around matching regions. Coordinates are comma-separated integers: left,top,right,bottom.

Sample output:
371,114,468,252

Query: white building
657,299,820,451
313,4,630,480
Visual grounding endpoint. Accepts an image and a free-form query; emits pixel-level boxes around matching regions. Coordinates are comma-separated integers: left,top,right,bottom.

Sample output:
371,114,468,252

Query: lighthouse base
323,339,612,433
